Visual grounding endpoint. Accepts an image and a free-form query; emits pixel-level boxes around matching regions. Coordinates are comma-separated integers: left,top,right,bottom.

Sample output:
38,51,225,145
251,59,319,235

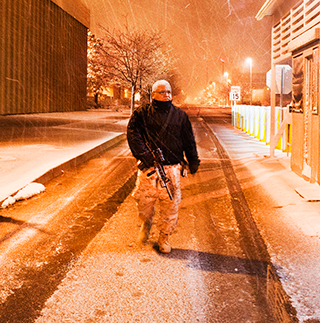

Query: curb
35,134,126,185
1,134,126,205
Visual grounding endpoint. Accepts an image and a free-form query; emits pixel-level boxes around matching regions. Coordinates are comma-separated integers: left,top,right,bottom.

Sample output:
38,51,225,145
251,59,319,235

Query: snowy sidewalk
211,123,320,322
0,109,130,205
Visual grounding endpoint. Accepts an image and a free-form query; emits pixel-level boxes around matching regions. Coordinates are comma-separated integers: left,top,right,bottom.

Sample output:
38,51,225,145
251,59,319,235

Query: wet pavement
1,107,320,322
206,121,320,322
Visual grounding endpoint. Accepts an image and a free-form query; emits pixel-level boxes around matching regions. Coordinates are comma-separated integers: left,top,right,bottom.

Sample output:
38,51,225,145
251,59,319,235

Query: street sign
230,86,241,101
266,65,292,94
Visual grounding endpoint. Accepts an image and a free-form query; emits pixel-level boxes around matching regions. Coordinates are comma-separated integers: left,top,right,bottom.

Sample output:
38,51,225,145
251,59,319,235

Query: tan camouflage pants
132,164,181,235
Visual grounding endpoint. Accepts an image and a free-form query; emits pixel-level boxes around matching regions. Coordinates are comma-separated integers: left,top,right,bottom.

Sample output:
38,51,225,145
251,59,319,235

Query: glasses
155,90,171,95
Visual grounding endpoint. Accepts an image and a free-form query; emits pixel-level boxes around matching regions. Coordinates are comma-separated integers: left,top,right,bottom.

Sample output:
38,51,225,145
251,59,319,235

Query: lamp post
220,58,225,83
224,72,229,106
246,57,252,105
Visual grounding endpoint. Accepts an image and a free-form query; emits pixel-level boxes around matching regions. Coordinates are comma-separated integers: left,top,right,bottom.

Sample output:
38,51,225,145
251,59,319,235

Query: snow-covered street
0,107,320,322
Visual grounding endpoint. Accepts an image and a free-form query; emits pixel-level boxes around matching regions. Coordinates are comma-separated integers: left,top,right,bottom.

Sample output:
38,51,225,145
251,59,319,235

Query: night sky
82,0,273,99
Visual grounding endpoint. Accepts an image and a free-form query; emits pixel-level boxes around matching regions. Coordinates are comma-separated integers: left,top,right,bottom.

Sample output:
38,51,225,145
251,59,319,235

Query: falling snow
81,0,271,99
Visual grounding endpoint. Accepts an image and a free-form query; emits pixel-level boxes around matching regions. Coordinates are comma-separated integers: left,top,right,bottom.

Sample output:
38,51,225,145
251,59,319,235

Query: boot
138,221,152,244
158,232,171,253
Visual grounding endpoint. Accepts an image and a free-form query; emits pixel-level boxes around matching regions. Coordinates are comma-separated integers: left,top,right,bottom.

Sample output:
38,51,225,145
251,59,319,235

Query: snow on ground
1,183,45,208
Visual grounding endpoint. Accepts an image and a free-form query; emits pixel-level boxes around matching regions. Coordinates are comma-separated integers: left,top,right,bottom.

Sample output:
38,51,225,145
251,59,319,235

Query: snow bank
1,183,45,208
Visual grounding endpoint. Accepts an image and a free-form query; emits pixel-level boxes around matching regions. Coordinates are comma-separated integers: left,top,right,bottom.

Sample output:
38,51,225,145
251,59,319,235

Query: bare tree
87,31,111,107
100,26,166,112
139,43,180,103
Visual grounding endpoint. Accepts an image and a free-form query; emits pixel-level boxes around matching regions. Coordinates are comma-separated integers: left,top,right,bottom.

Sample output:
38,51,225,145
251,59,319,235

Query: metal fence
232,104,291,152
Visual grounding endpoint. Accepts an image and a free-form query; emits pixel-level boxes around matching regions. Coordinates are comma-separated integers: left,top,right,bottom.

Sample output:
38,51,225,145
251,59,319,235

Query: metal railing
232,105,291,152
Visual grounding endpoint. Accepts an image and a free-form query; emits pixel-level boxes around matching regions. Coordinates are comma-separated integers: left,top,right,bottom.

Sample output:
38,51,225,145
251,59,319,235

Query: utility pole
247,58,253,105
220,58,225,83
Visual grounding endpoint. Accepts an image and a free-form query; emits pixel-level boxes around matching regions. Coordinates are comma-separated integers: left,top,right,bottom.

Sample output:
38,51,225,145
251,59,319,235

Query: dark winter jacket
127,100,200,173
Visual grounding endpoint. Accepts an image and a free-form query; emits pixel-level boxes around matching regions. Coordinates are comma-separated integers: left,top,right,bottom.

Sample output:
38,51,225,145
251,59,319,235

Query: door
303,47,319,180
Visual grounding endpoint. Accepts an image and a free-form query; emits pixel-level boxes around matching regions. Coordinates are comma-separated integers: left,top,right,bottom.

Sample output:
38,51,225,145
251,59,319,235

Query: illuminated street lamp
246,57,253,105
220,58,225,82
223,71,229,83
223,71,229,106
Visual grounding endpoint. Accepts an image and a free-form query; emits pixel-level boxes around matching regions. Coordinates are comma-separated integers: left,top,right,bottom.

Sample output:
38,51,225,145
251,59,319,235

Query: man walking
127,80,200,253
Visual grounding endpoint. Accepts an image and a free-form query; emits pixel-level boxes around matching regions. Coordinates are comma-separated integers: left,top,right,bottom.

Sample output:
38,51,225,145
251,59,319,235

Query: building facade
257,0,320,184
0,0,90,115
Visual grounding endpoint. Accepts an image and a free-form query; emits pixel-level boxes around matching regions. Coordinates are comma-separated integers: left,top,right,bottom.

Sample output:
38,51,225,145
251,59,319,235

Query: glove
140,152,154,168
189,162,199,174
137,152,154,171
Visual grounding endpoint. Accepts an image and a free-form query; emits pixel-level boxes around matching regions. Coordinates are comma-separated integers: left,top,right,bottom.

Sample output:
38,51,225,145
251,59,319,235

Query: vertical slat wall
0,0,87,115
272,0,320,64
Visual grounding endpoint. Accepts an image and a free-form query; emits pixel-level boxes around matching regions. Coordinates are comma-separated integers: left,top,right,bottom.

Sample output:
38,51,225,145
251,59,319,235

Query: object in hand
189,162,199,174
